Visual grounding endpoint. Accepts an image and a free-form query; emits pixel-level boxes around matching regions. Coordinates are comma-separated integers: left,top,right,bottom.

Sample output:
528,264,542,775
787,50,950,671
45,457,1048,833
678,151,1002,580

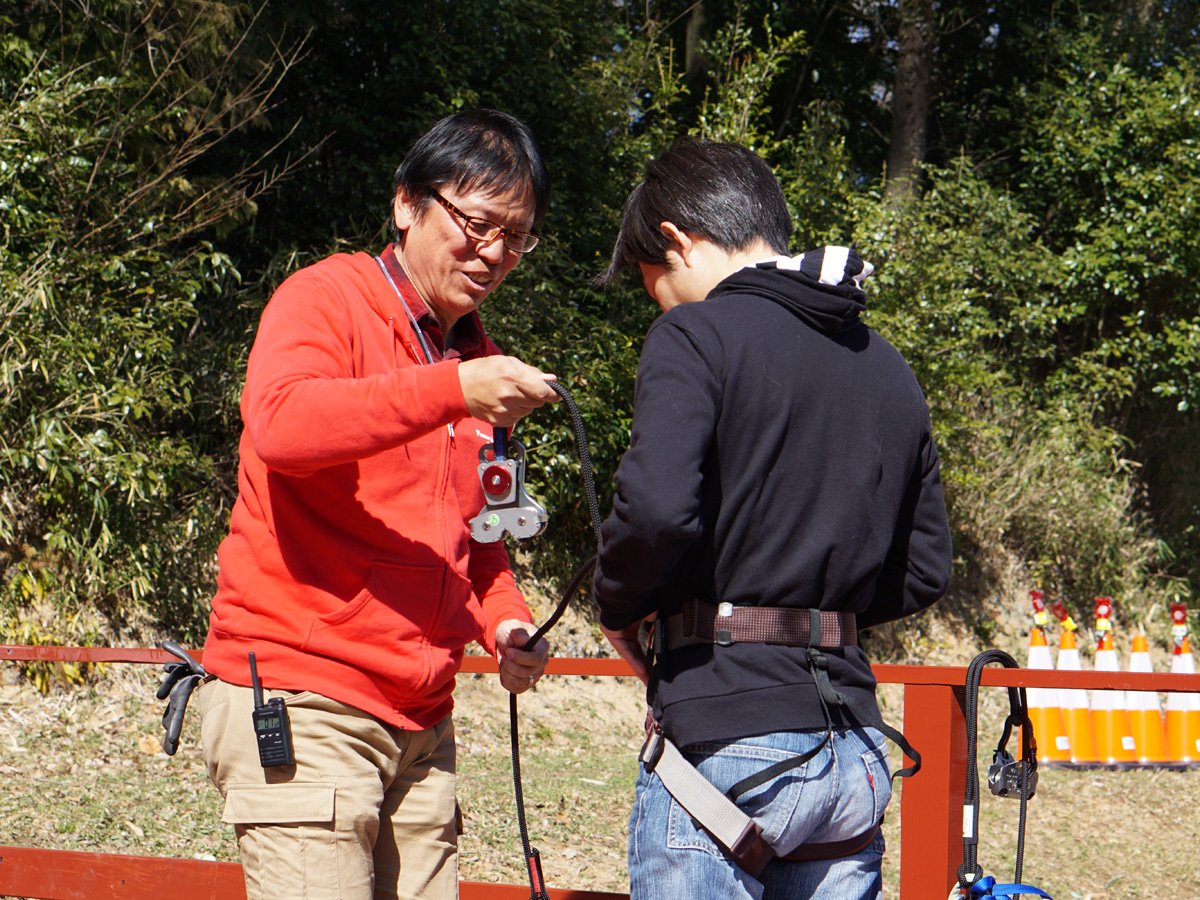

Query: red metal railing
2,645,1198,899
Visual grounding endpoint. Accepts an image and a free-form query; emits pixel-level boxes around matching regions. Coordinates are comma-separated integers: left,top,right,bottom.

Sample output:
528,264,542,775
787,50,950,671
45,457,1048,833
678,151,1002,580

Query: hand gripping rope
494,380,604,900
955,649,1051,900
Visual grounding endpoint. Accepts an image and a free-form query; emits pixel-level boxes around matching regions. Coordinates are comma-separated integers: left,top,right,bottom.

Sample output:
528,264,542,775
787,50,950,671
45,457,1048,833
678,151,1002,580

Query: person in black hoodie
593,138,953,899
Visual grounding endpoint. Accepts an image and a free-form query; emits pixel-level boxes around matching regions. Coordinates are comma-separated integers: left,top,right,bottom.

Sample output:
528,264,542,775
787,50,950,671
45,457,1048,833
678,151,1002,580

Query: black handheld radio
249,652,295,767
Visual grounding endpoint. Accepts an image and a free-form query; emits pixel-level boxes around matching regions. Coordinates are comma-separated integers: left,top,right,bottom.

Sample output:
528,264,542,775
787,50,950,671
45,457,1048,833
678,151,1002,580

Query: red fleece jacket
202,250,532,729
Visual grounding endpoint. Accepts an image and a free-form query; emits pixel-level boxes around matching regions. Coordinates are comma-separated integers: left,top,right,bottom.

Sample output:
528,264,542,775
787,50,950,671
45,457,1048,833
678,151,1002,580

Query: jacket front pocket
304,563,443,653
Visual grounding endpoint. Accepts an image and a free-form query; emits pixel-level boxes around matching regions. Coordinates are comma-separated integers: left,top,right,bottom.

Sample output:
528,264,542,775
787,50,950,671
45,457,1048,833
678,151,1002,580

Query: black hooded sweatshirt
594,249,953,747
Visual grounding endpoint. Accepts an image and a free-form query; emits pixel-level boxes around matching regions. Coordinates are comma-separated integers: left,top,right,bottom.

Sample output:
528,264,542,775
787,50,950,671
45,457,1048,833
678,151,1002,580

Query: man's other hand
600,620,653,687
495,619,550,694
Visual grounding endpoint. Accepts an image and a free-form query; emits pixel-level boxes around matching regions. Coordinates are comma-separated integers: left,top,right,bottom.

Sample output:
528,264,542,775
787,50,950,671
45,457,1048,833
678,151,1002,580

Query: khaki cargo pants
198,679,458,900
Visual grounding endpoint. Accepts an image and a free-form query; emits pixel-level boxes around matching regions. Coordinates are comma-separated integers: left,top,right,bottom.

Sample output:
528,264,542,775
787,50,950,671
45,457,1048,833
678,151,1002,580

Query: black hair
600,137,792,284
390,109,550,241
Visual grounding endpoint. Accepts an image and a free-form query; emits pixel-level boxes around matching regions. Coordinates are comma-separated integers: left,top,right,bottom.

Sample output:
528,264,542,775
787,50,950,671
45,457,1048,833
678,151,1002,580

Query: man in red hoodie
197,109,559,900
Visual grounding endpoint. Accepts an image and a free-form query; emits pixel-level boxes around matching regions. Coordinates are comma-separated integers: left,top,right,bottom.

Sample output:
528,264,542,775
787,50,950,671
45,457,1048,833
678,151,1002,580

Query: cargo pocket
223,782,341,900
222,782,335,825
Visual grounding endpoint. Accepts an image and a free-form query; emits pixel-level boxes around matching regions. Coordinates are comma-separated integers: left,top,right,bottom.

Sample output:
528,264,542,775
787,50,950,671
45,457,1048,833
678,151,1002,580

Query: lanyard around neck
375,255,456,439
375,255,437,365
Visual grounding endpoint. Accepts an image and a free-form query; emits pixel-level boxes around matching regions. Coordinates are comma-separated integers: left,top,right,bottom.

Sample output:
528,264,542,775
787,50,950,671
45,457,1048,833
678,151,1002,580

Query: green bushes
857,153,1188,628
0,2,298,647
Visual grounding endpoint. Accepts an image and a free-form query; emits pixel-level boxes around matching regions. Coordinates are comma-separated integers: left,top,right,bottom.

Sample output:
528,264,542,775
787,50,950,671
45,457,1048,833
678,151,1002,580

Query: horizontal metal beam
873,662,1200,693
3,647,1198,900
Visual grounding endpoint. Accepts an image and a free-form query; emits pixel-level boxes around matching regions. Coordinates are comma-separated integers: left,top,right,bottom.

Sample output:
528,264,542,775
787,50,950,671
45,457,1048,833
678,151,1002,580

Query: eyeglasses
431,190,540,254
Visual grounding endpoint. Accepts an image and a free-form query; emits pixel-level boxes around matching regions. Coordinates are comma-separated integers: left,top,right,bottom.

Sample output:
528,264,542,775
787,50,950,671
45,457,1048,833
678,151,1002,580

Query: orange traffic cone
1090,597,1137,768
1165,602,1200,767
1054,621,1099,767
1024,590,1071,765
1125,632,1170,766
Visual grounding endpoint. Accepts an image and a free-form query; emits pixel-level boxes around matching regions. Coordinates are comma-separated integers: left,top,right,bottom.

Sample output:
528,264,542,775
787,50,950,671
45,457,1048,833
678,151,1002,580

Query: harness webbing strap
780,817,882,862
636,617,923,881
962,875,1052,899
640,730,779,879
723,727,830,802
641,729,884,878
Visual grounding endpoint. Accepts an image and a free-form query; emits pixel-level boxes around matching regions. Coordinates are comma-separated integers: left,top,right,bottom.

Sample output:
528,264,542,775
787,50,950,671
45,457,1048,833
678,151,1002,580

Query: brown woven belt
660,601,858,651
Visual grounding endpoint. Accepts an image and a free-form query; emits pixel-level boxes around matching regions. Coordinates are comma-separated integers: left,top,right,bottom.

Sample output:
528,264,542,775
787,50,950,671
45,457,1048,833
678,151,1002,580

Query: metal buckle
987,749,1038,799
640,729,666,772
728,819,773,878
716,602,734,646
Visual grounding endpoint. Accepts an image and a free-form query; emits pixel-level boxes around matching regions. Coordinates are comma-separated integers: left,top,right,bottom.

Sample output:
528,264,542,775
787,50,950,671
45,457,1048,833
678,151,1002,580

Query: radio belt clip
250,651,295,768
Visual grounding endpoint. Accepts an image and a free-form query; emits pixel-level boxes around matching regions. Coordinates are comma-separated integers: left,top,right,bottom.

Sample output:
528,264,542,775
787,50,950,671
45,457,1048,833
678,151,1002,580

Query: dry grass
453,671,644,891
3,659,1198,900
1,581,1197,899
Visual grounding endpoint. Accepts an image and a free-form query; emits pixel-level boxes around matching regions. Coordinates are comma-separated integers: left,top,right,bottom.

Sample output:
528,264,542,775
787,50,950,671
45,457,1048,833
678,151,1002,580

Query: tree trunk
885,0,935,199
685,0,714,84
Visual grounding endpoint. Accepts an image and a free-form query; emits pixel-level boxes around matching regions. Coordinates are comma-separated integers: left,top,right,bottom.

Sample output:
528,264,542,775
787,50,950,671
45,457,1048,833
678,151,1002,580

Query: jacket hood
707,245,874,334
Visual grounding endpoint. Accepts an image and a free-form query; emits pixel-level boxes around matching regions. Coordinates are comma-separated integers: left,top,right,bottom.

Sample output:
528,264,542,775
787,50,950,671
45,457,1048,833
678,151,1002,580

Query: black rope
1014,677,1038,885
510,691,548,900
1015,769,1029,884
508,380,604,900
958,649,1037,893
547,381,604,550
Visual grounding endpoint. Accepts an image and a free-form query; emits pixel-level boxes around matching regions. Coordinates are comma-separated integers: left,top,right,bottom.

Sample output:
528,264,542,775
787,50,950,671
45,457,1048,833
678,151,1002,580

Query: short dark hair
601,137,792,284
390,109,550,241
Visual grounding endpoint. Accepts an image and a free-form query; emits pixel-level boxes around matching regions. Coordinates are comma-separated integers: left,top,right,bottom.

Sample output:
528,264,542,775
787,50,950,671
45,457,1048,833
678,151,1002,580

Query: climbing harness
639,725,885,877
954,649,1051,900
638,600,920,877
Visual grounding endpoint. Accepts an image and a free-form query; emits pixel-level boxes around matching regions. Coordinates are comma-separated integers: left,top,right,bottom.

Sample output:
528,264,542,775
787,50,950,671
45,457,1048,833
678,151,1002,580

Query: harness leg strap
640,730,776,878
640,729,884,879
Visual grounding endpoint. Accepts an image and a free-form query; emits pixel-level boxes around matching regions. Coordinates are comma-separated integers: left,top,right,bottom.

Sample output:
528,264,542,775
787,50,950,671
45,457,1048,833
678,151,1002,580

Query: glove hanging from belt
156,640,210,756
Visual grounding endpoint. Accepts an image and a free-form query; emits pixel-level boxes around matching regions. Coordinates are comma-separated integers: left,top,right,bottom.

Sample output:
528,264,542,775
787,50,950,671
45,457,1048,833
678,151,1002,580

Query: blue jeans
629,727,892,900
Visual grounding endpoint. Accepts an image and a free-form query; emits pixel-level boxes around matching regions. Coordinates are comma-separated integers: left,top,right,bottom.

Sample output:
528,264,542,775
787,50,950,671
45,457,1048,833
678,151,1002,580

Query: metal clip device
987,748,1038,799
469,428,548,543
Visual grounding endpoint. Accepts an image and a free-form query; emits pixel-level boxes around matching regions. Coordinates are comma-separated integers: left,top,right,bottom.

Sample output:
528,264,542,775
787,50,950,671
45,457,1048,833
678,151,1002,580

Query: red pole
899,681,966,898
